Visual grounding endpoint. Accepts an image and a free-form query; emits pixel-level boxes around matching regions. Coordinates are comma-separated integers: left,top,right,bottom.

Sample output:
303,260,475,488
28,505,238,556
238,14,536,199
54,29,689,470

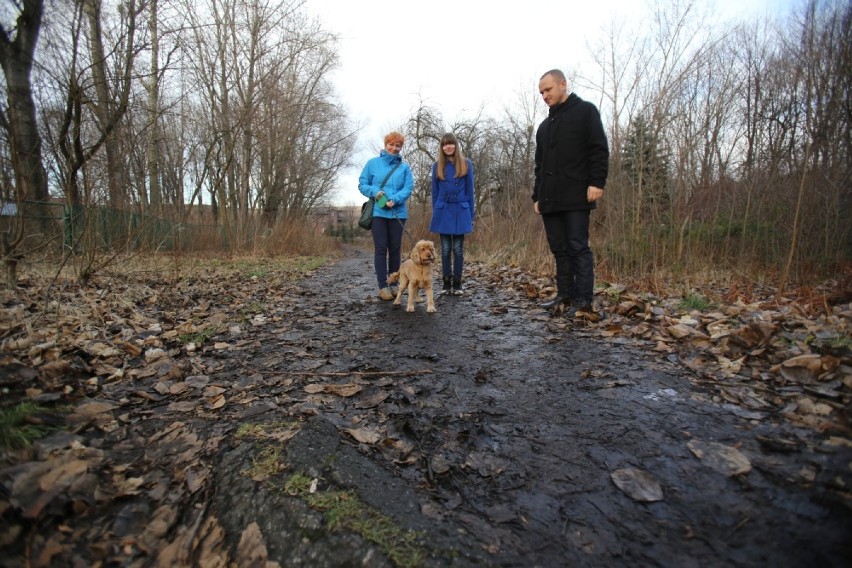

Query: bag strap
377,161,402,192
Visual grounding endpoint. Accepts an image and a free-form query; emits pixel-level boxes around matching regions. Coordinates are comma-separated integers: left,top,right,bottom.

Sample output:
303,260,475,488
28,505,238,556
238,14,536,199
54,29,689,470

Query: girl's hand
386,200,395,208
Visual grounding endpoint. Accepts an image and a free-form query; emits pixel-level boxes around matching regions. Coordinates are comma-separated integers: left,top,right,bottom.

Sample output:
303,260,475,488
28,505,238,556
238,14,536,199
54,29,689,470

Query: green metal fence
2,200,228,255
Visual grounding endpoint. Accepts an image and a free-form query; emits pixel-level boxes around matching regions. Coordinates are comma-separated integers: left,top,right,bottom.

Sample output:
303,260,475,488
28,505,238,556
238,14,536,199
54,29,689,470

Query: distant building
310,206,359,233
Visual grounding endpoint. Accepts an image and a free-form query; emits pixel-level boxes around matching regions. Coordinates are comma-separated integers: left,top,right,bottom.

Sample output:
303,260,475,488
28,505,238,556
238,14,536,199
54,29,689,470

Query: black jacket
533,93,609,213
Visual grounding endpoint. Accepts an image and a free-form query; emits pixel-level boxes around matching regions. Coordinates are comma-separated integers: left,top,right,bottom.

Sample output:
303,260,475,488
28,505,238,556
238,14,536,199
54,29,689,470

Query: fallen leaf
464,451,506,477
354,389,390,409
611,468,664,502
687,439,752,476
667,323,709,340
74,401,117,415
39,459,88,492
305,382,362,397
236,522,279,568
345,427,382,444
206,394,227,409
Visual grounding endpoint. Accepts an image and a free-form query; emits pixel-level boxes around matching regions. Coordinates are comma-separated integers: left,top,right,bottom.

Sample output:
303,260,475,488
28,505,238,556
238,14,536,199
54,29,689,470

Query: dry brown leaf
74,401,117,415
304,382,362,397
796,397,834,416
40,360,72,378
113,475,145,497
781,354,824,373
345,427,382,444
169,382,192,395
430,455,452,474
464,451,506,477
206,394,226,409
236,522,280,568
355,389,390,409
184,466,210,493
667,323,709,340
117,340,143,357
39,459,88,492
35,534,65,567
146,348,168,362
611,468,664,502
687,439,752,476
82,341,122,359
203,385,227,397
185,375,210,388
167,401,198,412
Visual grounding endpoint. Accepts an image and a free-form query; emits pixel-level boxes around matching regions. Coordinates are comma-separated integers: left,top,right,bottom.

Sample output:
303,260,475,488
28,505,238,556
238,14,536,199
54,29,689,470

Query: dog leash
388,207,417,249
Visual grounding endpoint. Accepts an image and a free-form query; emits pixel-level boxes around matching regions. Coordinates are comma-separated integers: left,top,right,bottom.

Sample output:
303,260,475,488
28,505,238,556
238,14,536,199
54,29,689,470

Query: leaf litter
0,252,849,566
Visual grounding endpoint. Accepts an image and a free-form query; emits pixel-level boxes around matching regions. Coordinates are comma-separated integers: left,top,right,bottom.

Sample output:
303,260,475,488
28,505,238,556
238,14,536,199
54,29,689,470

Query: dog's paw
406,306,415,313
427,306,436,313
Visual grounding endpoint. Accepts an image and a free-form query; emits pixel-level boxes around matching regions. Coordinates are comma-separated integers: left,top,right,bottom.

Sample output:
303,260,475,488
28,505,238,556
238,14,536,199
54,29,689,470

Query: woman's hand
385,200,395,208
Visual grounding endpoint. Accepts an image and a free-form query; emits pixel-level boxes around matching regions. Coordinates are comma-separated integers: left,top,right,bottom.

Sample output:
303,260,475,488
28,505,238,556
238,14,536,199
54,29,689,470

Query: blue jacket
429,159,475,235
358,151,413,220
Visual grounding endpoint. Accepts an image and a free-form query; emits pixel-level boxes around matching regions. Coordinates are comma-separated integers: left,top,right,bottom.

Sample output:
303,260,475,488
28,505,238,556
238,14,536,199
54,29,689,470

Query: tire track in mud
214,245,851,567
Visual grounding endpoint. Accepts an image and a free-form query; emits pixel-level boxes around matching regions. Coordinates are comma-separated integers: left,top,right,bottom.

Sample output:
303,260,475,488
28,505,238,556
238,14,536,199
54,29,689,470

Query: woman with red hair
358,131,414,300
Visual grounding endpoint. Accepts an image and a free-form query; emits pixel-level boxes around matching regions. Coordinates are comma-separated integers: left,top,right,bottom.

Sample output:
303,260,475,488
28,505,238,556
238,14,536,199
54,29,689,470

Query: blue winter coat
429,159,475,235
358,150,414,220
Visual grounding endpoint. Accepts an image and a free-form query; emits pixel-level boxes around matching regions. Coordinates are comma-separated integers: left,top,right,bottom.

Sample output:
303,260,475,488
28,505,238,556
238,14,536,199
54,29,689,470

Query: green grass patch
286,473,426,568
284,472,314,495
245,446,284,479
679,293,712,312
239,301,267,317
178,326,217,346
235,423,267,439
235,420,299,441
279,256,327,276
828,334,851,350
0,402,61,453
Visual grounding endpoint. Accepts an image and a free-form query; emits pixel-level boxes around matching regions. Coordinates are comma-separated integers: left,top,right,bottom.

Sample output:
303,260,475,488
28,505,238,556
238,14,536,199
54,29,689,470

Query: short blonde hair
384,131,405,146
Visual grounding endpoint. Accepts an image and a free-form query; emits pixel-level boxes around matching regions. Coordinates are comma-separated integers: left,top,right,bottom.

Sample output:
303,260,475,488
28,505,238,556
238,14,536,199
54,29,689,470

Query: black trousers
541,210,593,303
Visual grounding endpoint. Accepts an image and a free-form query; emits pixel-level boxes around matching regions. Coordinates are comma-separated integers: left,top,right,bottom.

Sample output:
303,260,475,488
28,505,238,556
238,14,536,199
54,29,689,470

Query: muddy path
210,245,850,567
3,245,849,568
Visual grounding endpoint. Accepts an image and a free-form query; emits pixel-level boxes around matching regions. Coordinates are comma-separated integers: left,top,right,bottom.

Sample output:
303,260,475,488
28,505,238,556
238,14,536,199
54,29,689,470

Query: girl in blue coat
430,133,475,295
359,131,414,300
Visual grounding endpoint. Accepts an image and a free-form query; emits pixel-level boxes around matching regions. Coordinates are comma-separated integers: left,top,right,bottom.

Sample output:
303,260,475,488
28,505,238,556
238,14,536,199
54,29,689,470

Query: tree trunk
84,0,124,208
146,0,161,210
0,0,49,203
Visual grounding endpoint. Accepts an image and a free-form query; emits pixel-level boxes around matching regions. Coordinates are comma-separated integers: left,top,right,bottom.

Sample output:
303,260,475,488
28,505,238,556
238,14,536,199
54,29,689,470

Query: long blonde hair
436,133,468,180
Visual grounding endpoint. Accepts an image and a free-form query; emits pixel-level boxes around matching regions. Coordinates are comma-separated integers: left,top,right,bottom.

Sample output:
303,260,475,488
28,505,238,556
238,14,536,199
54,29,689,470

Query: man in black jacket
533,69,609,317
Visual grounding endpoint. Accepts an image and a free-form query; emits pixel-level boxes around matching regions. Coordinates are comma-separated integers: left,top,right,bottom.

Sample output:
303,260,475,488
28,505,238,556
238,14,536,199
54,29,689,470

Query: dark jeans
440,234,464,278
542,210,593,302
371,216,405,288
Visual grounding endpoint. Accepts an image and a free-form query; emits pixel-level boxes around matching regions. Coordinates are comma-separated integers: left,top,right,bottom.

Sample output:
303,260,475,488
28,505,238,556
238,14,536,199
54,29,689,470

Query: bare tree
0,0,49,287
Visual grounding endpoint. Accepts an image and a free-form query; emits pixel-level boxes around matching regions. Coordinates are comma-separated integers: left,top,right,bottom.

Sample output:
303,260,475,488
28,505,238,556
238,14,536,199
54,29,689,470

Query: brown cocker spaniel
387,240,437,313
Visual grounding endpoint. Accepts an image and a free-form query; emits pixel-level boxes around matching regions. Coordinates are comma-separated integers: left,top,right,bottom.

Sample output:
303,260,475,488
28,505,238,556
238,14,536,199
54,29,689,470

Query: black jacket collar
548,93,581,118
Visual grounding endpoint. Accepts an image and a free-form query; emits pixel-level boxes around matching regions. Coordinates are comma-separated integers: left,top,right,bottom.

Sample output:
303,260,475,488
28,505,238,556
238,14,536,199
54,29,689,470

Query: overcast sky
305,0,795,206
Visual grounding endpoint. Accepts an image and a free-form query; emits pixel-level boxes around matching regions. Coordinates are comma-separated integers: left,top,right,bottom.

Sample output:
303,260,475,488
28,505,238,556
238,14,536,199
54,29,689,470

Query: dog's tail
387,272,399,284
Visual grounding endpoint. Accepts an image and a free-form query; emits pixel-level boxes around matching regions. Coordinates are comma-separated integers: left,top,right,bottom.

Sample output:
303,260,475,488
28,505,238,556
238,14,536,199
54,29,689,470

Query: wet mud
213,245,851,567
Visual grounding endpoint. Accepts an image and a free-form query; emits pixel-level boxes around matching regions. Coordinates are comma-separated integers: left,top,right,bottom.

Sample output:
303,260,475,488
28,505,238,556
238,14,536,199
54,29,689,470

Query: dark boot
442,276,452,294
565,300,594,319
539,296,572,309
452,277,463,295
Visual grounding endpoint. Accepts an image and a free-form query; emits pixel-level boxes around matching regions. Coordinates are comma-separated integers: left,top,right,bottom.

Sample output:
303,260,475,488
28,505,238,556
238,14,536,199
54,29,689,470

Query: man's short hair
541,69,566,82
